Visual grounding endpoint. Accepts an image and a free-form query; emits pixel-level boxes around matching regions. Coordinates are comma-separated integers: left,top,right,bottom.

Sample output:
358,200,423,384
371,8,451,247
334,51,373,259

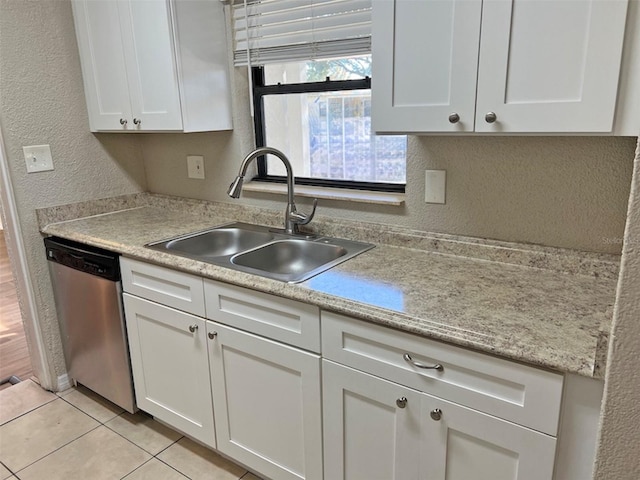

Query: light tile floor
0,380,262,480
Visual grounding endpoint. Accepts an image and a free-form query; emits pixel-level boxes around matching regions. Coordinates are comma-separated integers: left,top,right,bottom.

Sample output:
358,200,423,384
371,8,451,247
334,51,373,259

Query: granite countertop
38,193,619,378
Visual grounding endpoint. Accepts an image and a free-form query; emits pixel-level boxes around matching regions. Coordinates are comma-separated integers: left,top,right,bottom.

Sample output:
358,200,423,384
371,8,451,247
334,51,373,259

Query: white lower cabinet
207,322,323,480
323,360,422,480
123,293,215,447
122,259,322,480
420,393,556,480
323,360,556,480
121,259,591,480
322,312,562,480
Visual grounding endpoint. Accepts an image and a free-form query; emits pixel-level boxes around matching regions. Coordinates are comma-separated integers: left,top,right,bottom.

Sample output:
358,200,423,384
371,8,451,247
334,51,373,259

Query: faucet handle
290,198,318,226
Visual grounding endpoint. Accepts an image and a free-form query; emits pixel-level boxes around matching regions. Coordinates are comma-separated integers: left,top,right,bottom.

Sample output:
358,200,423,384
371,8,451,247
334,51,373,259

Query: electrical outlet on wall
187,155,205,179
23,144,54,173
425,170,446,204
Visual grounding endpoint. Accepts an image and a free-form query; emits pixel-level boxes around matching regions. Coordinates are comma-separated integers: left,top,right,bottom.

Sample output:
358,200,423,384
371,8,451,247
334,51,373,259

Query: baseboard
56,373,73,392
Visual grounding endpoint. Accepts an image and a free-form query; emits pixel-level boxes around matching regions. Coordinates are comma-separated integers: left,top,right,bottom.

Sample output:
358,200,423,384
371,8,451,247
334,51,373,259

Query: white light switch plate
187,155,205,179
425,170,446,204
23,144,54,173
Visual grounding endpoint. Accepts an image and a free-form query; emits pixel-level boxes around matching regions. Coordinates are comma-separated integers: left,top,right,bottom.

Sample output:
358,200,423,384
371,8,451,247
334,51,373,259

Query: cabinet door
123,294,215,447
420,393,557,480
322,361,422,480
475,0,628,133
208,322,323,480
118,0,183,130
372,0,482,133
71,0,133,131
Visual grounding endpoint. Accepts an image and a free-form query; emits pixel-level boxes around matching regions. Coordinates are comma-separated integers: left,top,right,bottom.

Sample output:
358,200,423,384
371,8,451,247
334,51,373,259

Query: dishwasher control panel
44,237,120,281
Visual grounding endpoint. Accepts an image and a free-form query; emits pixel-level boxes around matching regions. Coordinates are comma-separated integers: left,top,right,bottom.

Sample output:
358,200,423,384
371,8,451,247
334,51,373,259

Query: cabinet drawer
204,280,320,352
322,312,563,436
121,257,205,316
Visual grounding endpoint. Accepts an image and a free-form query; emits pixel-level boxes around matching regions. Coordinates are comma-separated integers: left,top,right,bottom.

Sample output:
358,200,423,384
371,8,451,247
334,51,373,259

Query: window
229,0,406,191
252,56,407,192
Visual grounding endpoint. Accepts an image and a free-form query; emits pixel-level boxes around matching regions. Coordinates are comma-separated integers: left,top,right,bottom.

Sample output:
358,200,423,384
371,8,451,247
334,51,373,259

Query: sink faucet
228,146,318,235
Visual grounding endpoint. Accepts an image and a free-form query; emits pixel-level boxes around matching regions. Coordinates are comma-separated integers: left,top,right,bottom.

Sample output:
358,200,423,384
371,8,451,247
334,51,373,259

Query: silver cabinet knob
430,408,442,421
133,118,141,126
188,324,198,333
485,112,497,123
208,331,217,340
396,397,407,409
448,113,460,124
119,118,127,126
403,353,444,372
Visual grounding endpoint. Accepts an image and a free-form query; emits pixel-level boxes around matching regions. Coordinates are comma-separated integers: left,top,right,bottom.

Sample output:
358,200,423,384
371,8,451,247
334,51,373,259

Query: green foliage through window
304,57,372,82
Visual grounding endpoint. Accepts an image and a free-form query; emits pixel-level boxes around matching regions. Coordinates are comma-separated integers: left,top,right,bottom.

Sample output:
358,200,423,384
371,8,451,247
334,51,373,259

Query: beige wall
0,0,146,383
141,66,636,254
593,139,640,479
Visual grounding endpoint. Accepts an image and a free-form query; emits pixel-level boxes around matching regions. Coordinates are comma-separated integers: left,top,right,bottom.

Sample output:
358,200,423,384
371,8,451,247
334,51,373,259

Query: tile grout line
0,388,58,427
117,457,159,480
0,460,16,479
58,392,122,425
54,390,195,479
10,424,102,476
54,397,162,477
151,436,185,458
147,437,196,479
4,389,109,476
148,437,250,480
103,412,184,458
138,456,191,480
3,387,254,480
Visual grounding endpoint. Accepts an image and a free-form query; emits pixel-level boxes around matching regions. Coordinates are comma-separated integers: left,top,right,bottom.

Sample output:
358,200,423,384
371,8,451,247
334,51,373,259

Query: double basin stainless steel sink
146,222,374,283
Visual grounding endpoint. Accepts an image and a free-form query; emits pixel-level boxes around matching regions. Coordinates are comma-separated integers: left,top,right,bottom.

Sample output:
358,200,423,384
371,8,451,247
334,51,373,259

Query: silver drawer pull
208,331,217,340
430,408,442,421
188,324,198,333
403,353,444,372
396,397,407,409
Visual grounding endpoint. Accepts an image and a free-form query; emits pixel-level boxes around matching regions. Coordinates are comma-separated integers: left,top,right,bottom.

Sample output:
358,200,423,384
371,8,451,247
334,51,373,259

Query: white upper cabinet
372,0,629,134
475,0,628,133
72,0,133,131
72,0,233,133
373,0,482,133
614,0,640,135
116,0,183,131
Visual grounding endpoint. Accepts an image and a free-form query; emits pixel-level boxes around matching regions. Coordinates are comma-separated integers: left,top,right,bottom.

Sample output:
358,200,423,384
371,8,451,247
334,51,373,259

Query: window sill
242,181,405,206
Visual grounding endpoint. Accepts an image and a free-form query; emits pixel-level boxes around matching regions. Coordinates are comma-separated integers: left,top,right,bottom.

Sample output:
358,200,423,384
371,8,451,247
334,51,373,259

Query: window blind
230,0,372,66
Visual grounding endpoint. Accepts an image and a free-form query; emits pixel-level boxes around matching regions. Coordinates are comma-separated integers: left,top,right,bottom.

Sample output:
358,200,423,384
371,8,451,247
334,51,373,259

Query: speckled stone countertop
38,193,619,378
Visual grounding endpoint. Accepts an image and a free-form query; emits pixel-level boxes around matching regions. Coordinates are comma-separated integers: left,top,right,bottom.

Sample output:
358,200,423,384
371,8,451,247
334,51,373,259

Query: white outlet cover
187,155,205,179
425,170,446,204
23,144,54,173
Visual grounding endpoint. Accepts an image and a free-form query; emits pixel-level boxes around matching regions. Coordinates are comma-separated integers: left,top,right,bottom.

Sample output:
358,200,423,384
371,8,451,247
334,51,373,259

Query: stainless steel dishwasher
45,237,136,413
